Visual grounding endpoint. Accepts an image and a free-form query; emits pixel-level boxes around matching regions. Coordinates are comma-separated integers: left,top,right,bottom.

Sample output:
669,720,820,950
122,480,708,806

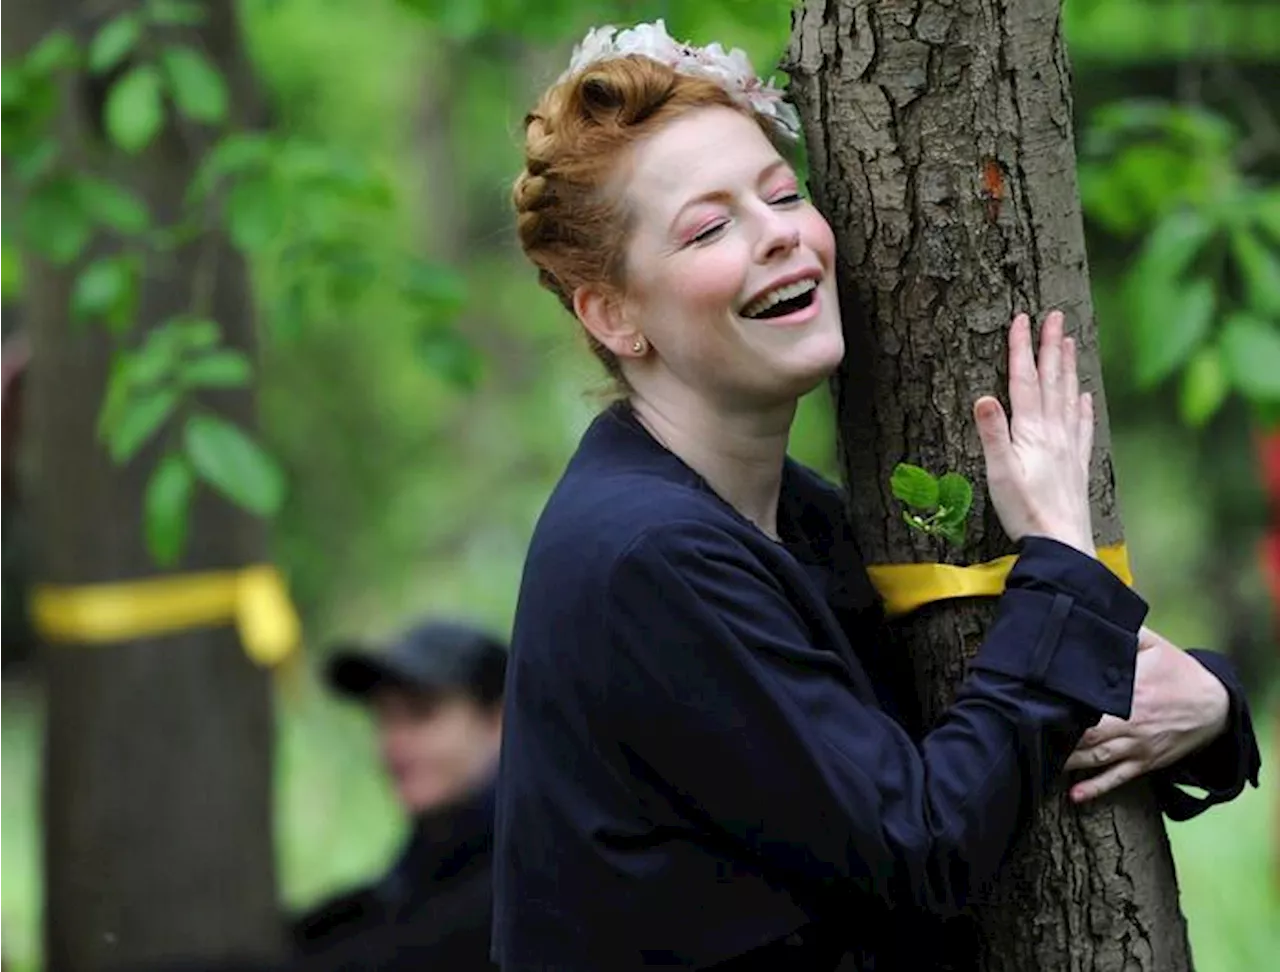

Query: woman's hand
974,311,1096,557
1065,626,1230,803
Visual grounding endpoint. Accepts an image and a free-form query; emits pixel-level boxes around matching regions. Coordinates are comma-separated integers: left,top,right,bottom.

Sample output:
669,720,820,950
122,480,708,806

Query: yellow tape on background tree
866,543,1133,618
30,565,300,667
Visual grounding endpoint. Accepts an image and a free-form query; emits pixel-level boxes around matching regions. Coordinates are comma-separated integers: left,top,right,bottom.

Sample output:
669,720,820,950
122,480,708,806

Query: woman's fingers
1037,310,1065,417
974,396,1013,480
1078,391,1094,468
1007,313,1040,432
1065,731,1137,773
1070,758,1144,803
1078,714,1125,749
1063,336,1079,415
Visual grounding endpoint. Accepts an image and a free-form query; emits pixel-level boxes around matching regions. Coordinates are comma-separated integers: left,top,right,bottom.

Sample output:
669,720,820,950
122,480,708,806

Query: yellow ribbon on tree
867,542,1133,618
30,565,300,667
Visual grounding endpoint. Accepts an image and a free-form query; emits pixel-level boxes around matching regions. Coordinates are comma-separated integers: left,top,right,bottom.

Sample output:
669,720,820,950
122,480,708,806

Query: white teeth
741,278,817,318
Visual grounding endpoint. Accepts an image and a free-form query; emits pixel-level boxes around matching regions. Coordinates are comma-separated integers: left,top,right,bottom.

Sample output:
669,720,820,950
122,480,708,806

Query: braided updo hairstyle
513,55,776,381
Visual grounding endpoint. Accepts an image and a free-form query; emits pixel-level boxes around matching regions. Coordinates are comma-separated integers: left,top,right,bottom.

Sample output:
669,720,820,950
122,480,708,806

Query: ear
573,284,643,358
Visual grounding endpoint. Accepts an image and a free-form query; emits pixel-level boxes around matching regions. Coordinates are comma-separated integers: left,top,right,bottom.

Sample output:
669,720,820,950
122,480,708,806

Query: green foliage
91,316,277,559
89,14,143,75
160,45,229,124
185,412,286,516
1220,315,1280,402
20,177,94,263
890,463,974,547
3,6,474,567
145,451,196,565
1081,98,1280,428
1178,345,1229,428
70,254,139,330
106,64,165,153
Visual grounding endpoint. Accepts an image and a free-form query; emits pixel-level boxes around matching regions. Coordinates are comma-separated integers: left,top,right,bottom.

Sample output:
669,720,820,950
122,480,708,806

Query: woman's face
616,106,843,410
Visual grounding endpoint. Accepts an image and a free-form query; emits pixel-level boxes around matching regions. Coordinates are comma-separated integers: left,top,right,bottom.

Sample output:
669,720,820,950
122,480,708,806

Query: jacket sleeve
603,524,1145,917
1151,648,1262,821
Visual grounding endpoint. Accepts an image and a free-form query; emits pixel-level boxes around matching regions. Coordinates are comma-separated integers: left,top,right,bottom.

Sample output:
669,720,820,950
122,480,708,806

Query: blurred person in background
291,619,506,972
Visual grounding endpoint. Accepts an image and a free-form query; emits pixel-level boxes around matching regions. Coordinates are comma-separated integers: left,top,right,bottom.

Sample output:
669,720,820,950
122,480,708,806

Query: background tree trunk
11,2,283,969
788,1,1195,969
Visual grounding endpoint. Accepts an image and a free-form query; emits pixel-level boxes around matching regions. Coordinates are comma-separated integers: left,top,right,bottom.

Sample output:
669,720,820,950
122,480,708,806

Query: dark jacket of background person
291,780,497,971
492,403,1261,972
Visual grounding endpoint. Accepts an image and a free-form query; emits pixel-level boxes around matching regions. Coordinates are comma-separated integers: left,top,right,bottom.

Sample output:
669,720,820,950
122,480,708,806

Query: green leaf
184,413,285,516
179,349,252,388
1230,229,1280,317
437,0,487,41
1,65,26,108
1220,314,1280,401
129,331,184,386
145,451,195,566
188,133,273,200
224,177,286,253
418,329,483,390
98,354,134,440
89,14,142,75
26,30,79,75
404,261,467,311
936,473,974,525
160,45,227,125
105,64,165,154
13,139,59,183
1178,344,1229,427
938,520,967,547
890,463,940,510
1134,276,1215,387
146,0,207,26
1257,189,1280,246
2,243,25,303
1134,209,1217,282
21,177,93,264
77,177,150,234
169,318,221,349
108,388,180,462
70,255,138,330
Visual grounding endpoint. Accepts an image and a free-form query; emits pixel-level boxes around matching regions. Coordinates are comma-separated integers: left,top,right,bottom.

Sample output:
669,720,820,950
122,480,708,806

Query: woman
494,22,1260,970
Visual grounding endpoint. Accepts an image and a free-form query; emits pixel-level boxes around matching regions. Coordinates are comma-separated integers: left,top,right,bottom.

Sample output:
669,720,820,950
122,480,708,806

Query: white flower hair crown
559,19,802,141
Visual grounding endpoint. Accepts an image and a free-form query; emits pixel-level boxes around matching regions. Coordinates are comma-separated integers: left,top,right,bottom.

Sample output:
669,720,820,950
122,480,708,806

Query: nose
754,210,801,264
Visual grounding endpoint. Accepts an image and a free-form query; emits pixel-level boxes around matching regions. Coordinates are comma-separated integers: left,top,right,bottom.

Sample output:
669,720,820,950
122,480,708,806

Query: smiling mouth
740,279,818,320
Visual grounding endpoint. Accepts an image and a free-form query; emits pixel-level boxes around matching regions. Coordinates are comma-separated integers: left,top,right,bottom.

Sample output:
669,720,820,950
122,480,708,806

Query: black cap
327,619,508,707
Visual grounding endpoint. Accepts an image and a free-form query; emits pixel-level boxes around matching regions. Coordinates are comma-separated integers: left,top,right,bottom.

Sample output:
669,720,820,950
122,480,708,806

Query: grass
3,681,1275,970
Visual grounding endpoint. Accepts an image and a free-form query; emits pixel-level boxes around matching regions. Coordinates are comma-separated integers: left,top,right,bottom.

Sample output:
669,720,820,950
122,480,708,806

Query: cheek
804,210,837,267
665,250,746,316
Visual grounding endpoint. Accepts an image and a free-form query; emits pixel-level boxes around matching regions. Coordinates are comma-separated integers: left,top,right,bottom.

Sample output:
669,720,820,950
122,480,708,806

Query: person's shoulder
538,463,736,564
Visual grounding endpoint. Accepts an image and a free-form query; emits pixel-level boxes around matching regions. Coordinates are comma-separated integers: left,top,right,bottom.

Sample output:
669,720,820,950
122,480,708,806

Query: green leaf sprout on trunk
890,463,974,548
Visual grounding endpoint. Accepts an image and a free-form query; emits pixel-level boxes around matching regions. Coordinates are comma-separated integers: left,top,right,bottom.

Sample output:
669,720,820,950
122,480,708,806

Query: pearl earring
632,337,647,354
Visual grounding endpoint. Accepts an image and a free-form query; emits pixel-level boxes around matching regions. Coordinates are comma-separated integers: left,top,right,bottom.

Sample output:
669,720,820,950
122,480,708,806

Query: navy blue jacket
493,404,1259,970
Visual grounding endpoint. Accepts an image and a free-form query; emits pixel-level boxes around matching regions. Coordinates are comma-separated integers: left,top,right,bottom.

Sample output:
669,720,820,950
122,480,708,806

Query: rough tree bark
11,2,282,969
788,1,1194,970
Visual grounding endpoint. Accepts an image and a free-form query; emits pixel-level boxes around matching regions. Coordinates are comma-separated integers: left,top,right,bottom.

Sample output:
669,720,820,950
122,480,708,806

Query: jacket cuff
1007,537,1147,627
969,539,1147,718
1154,649,1262,821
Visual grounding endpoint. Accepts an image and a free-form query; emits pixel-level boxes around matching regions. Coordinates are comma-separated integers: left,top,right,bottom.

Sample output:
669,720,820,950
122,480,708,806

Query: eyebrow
669,158,793,228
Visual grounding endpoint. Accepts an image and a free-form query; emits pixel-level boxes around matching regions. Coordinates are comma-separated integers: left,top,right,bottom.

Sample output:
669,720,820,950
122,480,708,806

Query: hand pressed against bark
974,311,1096,557
1066,626,1230,803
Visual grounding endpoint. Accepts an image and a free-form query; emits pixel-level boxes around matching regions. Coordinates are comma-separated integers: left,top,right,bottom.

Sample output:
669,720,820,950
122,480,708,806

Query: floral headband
559,19,802,141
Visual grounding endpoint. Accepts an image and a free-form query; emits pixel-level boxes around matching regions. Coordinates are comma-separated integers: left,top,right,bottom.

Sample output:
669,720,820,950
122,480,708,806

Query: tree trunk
12,2,282,969
787,1,1194,969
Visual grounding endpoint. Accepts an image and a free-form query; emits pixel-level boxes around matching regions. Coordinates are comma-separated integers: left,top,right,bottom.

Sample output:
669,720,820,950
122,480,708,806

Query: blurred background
2,0,1277,969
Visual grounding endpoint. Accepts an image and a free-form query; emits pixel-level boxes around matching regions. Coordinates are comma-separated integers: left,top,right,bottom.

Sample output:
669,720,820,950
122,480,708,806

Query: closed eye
770,192,805,206
688,221,729,246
